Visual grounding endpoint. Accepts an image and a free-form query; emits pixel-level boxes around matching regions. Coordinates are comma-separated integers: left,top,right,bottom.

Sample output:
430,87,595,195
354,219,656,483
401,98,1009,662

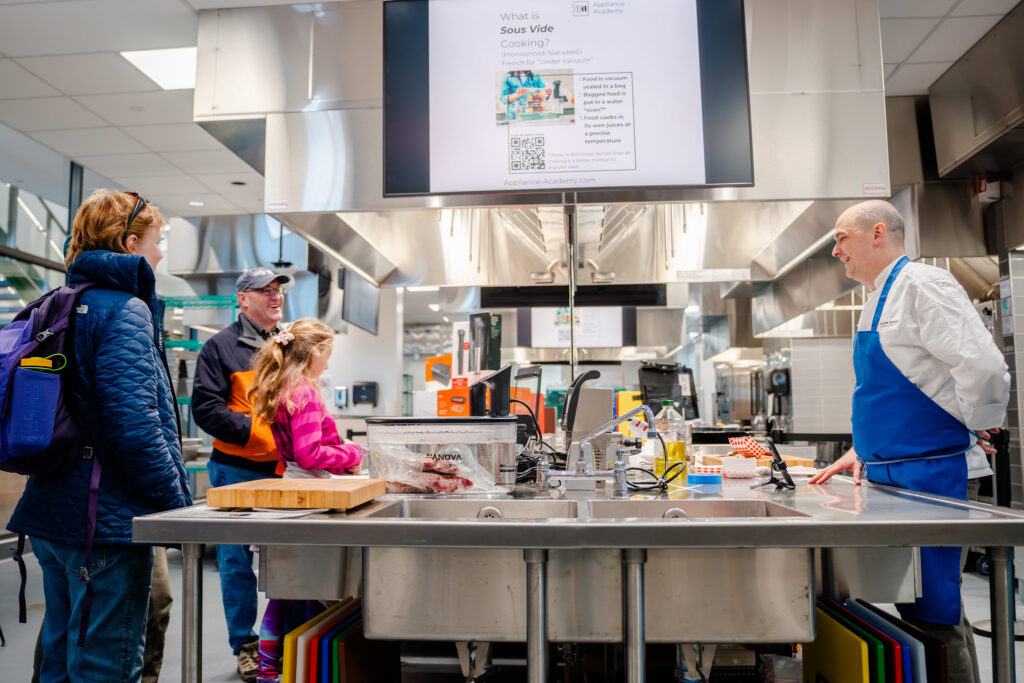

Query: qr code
510,135,546,172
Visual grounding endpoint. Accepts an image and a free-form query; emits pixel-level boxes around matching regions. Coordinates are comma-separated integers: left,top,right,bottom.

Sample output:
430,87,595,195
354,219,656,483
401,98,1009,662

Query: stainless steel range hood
928,2,1024,179
166,214,346,331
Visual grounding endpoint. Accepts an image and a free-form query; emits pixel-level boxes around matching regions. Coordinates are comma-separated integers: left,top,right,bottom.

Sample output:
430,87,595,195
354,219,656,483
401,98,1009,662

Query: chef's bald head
841,200,905,243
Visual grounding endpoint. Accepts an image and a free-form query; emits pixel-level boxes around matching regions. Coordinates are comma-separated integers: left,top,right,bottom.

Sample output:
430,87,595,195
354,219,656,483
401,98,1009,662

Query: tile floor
2,548,1024,681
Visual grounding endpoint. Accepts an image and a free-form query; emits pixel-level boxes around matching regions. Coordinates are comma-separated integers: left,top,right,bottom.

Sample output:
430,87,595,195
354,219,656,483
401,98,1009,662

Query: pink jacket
271,379,361,476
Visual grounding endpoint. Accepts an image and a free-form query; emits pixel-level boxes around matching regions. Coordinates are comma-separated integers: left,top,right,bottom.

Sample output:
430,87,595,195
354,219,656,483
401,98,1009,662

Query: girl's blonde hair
66,189,164,267
248,318,334,424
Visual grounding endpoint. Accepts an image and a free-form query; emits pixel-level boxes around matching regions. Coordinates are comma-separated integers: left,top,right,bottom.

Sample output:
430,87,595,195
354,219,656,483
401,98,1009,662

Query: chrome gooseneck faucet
537,405,658,495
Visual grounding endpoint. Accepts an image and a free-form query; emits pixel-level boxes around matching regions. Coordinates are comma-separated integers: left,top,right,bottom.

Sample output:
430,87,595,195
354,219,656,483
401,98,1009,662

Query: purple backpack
0,282,95,474
0,282,102,647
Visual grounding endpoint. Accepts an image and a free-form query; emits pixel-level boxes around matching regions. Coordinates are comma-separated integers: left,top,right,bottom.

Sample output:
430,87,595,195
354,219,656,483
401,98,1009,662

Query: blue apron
852,255,971,625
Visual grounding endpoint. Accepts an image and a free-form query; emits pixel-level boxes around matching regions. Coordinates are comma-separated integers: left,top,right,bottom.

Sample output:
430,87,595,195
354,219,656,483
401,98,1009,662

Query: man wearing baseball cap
191,266,293,681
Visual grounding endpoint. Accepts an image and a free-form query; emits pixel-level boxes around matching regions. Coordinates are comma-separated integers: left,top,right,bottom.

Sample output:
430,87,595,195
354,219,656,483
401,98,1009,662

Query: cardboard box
437,388,470,417
425,353,452,387
511,387,548,434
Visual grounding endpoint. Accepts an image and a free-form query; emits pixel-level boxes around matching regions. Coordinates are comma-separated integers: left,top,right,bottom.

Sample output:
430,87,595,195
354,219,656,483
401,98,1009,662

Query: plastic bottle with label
653,400,687,481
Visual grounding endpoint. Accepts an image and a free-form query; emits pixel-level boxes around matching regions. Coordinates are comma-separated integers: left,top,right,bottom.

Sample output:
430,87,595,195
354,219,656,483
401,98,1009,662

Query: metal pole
988,546,1016,683
181,543,204,683
564,198,577,380
622,548,647,683
525,548,548,683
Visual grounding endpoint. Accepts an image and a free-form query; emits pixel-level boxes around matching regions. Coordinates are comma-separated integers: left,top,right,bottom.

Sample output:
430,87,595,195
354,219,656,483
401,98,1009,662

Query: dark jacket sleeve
191,334,252,445
92,299,190,510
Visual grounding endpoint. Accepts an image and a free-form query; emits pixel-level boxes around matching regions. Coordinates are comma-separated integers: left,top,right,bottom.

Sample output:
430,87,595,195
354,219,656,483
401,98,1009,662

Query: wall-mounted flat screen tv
384,0,752,196
340,268,381,335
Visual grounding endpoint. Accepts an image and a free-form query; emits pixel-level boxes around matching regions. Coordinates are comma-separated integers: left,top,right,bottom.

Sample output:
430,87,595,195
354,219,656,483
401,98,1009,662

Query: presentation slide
531,306,623,348
428,0,703,193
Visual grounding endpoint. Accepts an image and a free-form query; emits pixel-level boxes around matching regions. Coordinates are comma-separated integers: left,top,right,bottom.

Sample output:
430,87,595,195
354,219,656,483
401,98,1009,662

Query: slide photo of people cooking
497,69,575,126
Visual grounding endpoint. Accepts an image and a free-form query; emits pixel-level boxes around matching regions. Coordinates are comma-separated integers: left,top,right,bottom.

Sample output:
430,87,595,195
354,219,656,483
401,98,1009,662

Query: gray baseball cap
235,267,293,293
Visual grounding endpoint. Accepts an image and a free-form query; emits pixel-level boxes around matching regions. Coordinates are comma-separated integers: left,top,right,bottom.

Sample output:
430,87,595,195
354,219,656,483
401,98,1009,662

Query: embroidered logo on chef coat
76,305,88,314
877,319,899,329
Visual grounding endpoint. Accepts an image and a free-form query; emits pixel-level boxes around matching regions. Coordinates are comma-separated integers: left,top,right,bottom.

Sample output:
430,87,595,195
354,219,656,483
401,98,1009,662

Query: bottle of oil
653,401,687,484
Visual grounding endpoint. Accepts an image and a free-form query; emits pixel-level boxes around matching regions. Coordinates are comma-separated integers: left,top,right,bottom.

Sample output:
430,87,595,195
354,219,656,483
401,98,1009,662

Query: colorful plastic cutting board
804,606,870,683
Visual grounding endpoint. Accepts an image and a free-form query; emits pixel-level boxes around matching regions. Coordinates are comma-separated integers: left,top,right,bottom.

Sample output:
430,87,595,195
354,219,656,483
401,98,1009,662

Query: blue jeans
32,538,154,683
208,460,266,654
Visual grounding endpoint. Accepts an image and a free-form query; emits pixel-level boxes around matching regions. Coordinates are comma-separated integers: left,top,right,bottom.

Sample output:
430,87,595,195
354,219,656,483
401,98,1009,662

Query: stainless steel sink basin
588,499,808,519
367,498,577,519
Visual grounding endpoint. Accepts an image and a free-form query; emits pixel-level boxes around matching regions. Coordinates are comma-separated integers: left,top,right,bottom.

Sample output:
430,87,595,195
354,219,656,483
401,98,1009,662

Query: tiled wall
790,338,855,434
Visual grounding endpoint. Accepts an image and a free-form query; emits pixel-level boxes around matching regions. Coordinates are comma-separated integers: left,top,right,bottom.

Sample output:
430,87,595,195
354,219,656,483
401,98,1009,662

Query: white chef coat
858,257,1009,478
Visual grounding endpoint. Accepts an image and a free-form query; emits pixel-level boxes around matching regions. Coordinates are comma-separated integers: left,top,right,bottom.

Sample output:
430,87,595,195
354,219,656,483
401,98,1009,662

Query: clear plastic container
365,417,517,493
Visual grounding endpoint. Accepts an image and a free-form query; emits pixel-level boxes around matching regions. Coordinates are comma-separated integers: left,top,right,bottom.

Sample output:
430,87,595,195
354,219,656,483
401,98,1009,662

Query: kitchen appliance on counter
366,416,518,492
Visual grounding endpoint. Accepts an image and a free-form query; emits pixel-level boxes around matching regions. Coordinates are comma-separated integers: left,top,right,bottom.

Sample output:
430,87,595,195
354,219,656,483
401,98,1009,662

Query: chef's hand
808,447,861,486
976,428,1000,455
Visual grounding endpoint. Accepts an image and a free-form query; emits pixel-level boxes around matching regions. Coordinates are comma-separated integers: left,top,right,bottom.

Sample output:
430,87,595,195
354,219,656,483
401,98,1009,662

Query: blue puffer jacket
7,250,192,546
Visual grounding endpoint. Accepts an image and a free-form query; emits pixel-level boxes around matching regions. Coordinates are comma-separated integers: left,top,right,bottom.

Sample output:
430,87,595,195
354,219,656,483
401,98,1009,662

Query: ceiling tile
0,96,106,131
122,123,224,152
227,193,266,213
0,0,197,57
162,149,255,175
74,90,194,127
152,193,240,217
0,58,59,99
194,171,264,194
881,18,940,63
879,0,956,19
16,53,160,96
884,64,899,79
951,0,1020,15
910,15,1002,62
885,62,954,96
76,152,180,178
113,174,218,196
30,127,148,157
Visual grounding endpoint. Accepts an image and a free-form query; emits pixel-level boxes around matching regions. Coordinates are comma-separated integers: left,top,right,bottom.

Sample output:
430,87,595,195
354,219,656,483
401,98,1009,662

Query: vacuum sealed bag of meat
370,444,505,494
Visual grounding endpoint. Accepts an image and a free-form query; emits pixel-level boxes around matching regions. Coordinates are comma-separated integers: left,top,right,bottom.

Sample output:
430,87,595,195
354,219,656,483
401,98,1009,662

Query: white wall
790,338,855,433
326,287,404,418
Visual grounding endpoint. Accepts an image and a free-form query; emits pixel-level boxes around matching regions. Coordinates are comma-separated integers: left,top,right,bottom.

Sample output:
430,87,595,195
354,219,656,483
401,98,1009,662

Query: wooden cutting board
701,453,816,468
206,478,386,510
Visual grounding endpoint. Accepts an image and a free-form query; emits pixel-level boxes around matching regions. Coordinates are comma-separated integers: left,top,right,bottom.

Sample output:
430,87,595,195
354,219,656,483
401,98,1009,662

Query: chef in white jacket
809,199,1009,683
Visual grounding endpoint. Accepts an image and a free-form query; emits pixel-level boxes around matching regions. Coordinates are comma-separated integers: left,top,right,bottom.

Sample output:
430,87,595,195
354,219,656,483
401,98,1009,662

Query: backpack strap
76,450,101,648
12,534,27,624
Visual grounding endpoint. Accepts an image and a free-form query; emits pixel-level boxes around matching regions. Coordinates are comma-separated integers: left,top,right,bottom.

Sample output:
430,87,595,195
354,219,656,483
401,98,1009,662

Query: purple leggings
257,599,326,679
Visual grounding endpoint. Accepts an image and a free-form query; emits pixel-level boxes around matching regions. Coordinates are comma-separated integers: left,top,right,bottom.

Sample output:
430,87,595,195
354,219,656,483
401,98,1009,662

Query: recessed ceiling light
188,200,205,207
428,303,440,312
121,47,197,90
442,316,450,323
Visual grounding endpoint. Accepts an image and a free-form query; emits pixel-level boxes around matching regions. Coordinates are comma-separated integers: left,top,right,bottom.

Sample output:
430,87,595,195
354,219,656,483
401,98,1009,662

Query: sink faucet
538,405,656,495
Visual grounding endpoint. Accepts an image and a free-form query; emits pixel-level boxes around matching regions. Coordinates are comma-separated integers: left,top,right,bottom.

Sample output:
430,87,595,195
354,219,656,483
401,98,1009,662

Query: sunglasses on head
124,191,149,237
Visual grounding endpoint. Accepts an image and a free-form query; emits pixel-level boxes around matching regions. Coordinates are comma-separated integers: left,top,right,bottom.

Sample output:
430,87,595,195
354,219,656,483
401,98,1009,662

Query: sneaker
236,642,259,682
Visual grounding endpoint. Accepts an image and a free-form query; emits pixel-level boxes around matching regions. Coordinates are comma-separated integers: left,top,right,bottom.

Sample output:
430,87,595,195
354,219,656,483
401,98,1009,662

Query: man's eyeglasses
125,191,148,236
249,286,283,297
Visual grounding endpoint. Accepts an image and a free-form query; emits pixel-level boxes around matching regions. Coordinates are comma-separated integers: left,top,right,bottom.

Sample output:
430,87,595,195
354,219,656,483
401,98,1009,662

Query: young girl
247,318,363,682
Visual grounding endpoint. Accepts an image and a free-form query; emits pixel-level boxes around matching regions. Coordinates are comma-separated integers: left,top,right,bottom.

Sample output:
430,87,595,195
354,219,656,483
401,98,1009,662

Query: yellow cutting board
206,478,386,510
803,606,870,683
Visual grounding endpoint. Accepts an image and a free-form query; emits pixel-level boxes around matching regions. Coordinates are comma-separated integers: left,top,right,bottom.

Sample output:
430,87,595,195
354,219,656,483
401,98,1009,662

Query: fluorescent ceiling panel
121,47,197,90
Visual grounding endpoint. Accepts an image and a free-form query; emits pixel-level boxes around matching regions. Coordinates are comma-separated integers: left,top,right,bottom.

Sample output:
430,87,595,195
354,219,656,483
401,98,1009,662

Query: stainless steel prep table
134,477,1024,683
